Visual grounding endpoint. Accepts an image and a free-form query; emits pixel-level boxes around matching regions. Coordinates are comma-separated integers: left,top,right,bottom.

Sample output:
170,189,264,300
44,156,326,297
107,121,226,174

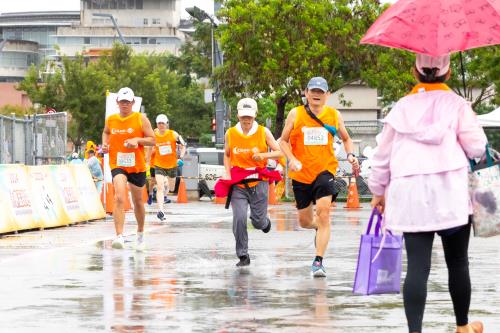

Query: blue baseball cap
306,77,328,92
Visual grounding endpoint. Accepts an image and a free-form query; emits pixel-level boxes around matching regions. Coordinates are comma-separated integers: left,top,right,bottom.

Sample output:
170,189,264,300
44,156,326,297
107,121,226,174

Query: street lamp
185,6,226,147
92,13,126,44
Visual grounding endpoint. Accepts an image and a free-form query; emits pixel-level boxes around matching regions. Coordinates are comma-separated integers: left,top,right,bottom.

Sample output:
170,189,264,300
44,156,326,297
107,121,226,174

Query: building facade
0,11,80,81
56,0,184,56
327,82,381,154
0,0,185,82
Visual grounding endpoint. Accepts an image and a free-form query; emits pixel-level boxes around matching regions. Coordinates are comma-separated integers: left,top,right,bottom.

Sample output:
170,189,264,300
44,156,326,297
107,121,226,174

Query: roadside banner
70,164,106,220
28,165,70,228
0,165,38,231
49,165,87,223
0,170,17,233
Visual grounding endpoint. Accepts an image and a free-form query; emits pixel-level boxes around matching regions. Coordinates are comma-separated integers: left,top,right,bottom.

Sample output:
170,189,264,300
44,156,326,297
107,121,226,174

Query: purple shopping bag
353,208,403,295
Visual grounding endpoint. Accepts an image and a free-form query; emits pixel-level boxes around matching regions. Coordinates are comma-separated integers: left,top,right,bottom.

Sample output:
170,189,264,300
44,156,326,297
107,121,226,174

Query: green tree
217,0,383,137
164,22,212,83
18,43,213,149
362,46,500,109
0,104,34,116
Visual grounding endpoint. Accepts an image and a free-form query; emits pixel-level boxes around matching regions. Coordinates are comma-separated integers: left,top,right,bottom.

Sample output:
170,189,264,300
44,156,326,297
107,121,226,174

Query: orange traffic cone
268,182,279,205
345,177,361,209
215,196,226,204
176,177,188,203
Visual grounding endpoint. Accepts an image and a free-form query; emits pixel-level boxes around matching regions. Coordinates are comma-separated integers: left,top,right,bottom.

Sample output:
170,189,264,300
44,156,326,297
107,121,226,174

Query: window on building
152,18,160,25
127,0,134,9
136,0,143,9
143,18,148,26
118,0,126,9
110,0,117,9
148,38,156,44
141,37,147,44
84,37,91,45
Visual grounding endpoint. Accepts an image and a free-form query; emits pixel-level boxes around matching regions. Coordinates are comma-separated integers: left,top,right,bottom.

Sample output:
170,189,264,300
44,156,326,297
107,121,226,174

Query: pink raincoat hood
384,89,465,145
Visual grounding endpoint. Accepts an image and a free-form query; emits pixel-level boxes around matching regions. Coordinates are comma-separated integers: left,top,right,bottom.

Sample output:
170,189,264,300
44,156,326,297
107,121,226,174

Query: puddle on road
0,205,498,332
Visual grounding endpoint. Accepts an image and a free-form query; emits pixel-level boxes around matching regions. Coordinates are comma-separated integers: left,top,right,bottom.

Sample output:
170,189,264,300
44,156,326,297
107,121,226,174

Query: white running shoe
111,235,125,249
135,234,145,252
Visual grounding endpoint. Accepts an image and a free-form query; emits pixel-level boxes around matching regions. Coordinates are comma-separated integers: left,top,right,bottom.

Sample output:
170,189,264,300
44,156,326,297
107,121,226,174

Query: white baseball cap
416,54,450,77
117,87,135,101
237,98,257,118
71,152,79,159
156,114,169,124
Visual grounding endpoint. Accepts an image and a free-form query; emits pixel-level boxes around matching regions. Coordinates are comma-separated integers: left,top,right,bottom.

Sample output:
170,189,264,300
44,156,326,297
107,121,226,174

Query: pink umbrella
361,0,500,56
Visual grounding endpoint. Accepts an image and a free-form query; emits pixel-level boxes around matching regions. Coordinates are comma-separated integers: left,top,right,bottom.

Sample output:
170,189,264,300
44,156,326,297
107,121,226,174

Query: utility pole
185,4,227,147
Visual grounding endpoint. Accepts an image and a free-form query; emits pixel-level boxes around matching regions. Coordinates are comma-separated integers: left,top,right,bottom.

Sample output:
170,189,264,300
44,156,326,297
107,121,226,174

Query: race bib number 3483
117,152,136,167
303,127,328,145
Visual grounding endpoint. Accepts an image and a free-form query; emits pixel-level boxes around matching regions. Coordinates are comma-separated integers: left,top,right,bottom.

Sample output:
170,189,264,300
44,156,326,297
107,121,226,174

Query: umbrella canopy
361,0,500,56
478,107,500,127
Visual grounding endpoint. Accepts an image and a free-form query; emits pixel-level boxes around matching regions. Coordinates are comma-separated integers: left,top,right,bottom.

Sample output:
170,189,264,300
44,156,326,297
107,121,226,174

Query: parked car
187,147,225,193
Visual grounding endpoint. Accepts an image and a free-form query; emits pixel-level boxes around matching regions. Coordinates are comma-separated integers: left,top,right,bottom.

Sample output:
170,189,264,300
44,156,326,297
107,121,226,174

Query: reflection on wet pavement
0,202,498,332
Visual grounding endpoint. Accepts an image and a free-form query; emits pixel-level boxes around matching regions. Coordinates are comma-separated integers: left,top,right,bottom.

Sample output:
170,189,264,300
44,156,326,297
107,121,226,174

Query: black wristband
347,153,356,159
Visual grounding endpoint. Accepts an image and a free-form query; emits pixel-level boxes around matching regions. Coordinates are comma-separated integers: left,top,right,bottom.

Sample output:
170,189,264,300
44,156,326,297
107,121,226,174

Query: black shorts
155,166,177,178
111,168,147,187
150,167,155,178
292,171,338,210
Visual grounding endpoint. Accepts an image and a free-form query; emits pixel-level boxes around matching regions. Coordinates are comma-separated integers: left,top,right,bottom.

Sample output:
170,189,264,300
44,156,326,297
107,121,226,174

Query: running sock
137,232,144,241
314,256,323,263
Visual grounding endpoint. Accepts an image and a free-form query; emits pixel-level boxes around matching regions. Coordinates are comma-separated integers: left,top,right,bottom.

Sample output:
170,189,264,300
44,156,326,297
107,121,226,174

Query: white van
187,147,225,192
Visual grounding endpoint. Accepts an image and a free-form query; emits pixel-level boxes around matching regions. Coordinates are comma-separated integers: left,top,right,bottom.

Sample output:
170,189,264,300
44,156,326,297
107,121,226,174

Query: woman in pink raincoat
369,54,487,333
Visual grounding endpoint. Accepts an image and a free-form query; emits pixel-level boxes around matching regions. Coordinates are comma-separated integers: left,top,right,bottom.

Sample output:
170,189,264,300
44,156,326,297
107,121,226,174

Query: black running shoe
157,211,166,222
262,217,271,233
236,255,250,267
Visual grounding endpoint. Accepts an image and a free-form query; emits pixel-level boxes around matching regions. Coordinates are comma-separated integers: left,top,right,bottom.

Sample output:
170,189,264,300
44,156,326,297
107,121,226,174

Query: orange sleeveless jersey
228,125,269,187
228,125,268,169
153,129,177,169
150,148,156,166
288,105,339,184
106,112,146,173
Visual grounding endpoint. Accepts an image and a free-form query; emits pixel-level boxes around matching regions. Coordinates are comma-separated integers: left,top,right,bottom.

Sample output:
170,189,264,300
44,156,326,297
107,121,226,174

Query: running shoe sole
312,269,327,278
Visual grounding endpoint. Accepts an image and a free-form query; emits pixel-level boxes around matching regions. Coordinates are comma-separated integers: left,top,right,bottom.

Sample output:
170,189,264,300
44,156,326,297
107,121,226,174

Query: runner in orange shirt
280,77,359,277
149,114,186,221
224,98,283,267
102,87,155,250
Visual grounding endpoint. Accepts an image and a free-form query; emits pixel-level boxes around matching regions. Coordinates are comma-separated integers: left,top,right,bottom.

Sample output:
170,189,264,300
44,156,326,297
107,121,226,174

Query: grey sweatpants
231,181,269,257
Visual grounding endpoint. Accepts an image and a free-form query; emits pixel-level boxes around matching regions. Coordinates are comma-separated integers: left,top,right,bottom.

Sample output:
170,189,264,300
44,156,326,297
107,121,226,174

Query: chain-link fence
33,113,67,165
0,113,67,165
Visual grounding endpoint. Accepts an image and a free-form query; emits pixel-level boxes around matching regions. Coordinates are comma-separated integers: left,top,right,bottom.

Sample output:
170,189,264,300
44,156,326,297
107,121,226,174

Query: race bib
159,145,173,155
303,127,328,145
117,152,136,167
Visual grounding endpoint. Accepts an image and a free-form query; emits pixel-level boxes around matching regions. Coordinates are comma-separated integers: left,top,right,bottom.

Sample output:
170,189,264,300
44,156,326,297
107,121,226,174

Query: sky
0,0,395,17
0,0,215,18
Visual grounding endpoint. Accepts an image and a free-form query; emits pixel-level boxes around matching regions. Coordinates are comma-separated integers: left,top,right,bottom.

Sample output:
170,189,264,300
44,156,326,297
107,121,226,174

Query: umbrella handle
459,52,467,98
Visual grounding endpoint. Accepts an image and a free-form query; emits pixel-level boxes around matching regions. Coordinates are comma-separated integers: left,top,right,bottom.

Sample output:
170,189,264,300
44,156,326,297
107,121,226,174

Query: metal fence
0,113,67,165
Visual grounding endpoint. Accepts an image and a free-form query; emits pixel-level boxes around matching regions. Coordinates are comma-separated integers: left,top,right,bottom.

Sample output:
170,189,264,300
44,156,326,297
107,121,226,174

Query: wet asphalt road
0,201,498,332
